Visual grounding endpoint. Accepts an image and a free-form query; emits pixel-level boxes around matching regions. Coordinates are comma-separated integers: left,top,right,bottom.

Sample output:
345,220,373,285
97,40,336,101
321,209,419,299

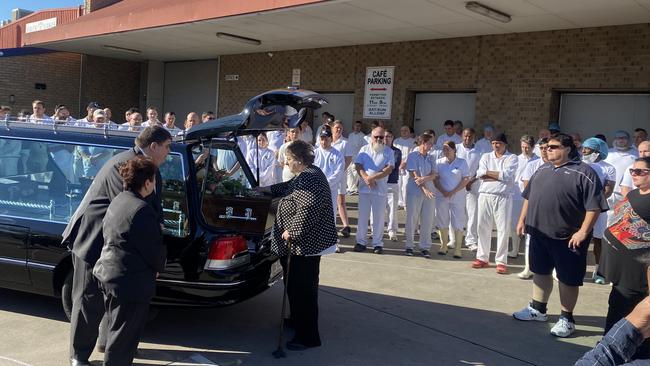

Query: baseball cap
87,101,101,109
491,132,508,144
320,126,332,138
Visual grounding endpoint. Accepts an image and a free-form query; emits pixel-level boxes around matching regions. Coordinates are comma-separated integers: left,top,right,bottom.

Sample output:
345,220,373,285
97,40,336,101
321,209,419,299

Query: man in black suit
62,126,171,366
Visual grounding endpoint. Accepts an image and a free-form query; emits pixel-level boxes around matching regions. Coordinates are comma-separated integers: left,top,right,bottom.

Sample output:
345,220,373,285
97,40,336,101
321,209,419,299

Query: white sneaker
513,305,548,322
517,269,533,279
550,317,576,338
388,231,398,242
447,242,455,249
467,244,478,252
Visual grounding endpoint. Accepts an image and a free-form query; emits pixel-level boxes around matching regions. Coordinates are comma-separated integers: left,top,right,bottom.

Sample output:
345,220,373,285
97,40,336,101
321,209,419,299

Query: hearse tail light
205,235,250,270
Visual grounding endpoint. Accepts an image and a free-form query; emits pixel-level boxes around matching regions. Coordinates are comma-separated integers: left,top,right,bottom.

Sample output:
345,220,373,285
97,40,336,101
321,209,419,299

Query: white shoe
550,317,576,338
388,231,398,242
517,269,533,279
552,269,558,282
447,242,455,249
513,305,548,322
467,244,478,252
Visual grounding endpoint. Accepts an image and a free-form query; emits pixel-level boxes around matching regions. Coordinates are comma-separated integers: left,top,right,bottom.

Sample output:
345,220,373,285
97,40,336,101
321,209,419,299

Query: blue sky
1,1,83,19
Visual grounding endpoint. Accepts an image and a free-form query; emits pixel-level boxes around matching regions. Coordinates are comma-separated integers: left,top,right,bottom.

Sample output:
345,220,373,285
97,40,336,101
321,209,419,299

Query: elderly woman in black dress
258,139,338,350
93,156,167,365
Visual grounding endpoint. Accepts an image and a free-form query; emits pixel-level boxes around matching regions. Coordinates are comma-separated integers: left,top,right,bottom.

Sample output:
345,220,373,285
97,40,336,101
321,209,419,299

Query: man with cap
74,102,101,127
314,126,345,251
475,123,495,154
472,132,518,274
581,137,616,284
605,130,639,222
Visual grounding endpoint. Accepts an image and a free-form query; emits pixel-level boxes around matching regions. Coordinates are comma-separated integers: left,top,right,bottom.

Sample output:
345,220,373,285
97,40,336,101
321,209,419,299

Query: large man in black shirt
512,133,608,338
62,126,171,366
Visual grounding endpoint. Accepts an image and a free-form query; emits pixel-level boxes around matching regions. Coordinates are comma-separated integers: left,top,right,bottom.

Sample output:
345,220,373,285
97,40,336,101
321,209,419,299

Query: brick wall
85,0,122,13
81,55,141,121
0,52,140,120
218,23,650,141
0,52,81,116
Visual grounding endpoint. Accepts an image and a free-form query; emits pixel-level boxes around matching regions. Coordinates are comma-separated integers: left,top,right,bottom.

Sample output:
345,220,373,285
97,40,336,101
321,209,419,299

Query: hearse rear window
0,137,189,237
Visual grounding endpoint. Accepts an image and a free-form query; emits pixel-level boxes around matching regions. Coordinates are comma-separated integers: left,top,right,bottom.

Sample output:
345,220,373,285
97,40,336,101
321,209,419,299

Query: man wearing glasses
354,127,395,254
513,133,607,338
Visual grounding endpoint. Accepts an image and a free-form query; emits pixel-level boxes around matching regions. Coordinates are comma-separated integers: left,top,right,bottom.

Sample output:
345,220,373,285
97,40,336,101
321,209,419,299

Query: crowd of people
5,99,650,363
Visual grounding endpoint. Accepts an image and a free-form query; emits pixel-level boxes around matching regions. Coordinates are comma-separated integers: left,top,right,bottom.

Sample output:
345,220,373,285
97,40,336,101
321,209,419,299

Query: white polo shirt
314,146,345,193
347,131,367,157
393,137,415,164
514,154,539,200
406,150,436,193
476,151,518,195
355,144,395,196
332,137,353,159
436,156,469,203
436,133,462,148
605,148,639,201
456,143,482,178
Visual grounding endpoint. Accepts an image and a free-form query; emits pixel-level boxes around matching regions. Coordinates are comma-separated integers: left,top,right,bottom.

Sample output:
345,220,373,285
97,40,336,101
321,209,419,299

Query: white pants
398,171,408,207
405,192,435,250
593,212,608,239
386,183,399,234
465,183,480,246
476,193,512,265
330,189,338,222
510,198,524,252
346,165,359,193
436,194,466,231
356,193,387,247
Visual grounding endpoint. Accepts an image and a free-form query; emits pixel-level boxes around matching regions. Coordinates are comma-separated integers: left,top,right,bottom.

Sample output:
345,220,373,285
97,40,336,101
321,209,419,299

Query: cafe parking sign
363,66,394,119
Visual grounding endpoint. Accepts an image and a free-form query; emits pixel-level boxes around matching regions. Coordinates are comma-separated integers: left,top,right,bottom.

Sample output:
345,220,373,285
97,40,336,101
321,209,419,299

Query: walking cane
272,238,292,358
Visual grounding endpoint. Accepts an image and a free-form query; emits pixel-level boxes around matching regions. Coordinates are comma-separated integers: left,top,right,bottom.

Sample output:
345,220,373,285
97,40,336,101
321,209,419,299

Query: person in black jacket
93,156,167,366
257,140,338,350
61,126,171,366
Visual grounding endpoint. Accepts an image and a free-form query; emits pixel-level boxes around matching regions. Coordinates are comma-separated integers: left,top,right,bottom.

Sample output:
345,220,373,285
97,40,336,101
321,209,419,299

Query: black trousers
69,254,108,362
606,285,650,359
280,255,321,347
103,293,150,366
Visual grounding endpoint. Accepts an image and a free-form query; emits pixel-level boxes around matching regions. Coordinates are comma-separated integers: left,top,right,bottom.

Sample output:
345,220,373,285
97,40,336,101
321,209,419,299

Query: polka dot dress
270,165,338,256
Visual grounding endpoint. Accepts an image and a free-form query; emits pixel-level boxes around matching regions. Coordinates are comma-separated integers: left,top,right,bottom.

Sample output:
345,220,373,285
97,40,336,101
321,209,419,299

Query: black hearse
0,88,326,317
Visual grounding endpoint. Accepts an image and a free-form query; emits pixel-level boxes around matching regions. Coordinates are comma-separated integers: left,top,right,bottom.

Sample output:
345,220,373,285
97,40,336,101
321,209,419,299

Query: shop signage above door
363,66,394,120
25,17,57,34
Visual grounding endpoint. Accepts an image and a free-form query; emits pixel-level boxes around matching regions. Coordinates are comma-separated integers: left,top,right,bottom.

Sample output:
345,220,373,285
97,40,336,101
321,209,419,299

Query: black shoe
373,246,383,254
405,248,414,256
421,250,431,258
340,226,351,238
286,340,320,351
70,359,91,366
431,232,440,241
354,243,366,252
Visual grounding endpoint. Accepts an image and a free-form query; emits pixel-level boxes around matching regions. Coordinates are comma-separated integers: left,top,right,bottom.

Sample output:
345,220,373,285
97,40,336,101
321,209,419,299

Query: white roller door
163,60,219,126
318,93,355,134
560,94,650,141
413,93,476,134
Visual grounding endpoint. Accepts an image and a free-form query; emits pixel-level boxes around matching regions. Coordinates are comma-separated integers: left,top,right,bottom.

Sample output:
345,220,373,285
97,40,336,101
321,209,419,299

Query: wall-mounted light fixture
216,32,262,46
465,1,511,23
9,94,16,104
102,45,142,55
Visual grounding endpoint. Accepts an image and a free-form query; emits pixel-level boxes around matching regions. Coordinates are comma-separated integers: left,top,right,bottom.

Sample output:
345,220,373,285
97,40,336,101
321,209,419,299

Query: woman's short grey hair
286,140,315,166
520,134,535,147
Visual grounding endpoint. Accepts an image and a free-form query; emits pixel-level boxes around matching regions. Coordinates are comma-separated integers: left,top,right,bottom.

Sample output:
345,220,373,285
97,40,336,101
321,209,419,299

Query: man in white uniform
510,135,539,259
346,120,367,194
314,127,345,251
472,133,518,274
456,128,482,251
621,141,650,198
354,127,394,254
475,123,495,154
393,125,416,208
332,120,354,237
605,130,639,223
580,138,616,285
436,120,462,147
314,112,334,144
28,100,54,124
533,128,552,157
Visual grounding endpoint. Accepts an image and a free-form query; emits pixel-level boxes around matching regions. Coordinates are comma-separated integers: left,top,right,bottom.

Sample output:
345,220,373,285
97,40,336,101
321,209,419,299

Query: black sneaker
421,250,431,258
373,246,383,254
431,232,440,241
354,243,366,252
340,226,351,238
405,248,414,256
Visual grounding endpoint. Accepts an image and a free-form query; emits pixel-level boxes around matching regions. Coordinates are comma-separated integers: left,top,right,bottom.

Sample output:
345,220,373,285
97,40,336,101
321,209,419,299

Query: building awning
23,0,650,62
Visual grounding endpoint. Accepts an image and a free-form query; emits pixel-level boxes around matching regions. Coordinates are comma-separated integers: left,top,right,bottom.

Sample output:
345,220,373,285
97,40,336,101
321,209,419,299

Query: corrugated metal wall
0,8,81,48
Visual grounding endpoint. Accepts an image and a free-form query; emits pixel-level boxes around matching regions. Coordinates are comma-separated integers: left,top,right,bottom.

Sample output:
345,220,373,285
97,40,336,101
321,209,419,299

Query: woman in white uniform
246,133,276,187
433,141,469,258
404,134,437,258
581,137,616,284
510,135,538,259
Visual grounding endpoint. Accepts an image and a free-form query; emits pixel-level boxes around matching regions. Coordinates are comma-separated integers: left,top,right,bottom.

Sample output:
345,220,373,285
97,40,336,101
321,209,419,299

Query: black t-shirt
602,190,650,292
523,160,608,240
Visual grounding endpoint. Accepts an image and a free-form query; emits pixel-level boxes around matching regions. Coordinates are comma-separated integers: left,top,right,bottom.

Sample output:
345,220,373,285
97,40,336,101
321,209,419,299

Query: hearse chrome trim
156,278,246,287
27,261,56,270
0,257,26,266
0,257,56,270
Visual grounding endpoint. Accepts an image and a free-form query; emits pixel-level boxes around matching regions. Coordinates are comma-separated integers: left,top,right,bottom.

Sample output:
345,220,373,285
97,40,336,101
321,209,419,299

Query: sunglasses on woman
629,168,650,176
